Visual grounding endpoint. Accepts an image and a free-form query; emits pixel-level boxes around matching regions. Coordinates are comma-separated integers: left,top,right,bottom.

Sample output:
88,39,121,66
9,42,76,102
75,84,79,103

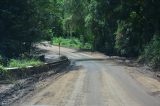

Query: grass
0,58,43,69
8,58,43,68
51,37,92,50
0,57,43,80
0,58,43,80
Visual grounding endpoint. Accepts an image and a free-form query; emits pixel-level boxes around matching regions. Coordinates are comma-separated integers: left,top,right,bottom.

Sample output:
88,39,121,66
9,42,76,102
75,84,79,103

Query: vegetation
0,0,56,58
51,37,92,49
0,58,43,79
0,65,5,72
8,58,43,68
0,0,160,69
0,65,8,80
0,58,42,68
140,36,160,69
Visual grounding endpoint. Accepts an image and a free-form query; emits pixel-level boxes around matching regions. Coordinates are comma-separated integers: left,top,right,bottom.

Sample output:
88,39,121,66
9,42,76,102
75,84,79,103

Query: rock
39,55,45,62
125,60,130,63
157,74,160,78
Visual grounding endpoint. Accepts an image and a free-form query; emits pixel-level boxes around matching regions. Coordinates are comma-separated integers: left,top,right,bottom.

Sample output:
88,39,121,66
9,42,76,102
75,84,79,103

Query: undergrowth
51,37,92,50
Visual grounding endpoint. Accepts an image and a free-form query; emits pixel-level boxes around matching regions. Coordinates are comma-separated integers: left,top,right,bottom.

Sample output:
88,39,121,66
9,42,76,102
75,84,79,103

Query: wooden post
59,42,60,56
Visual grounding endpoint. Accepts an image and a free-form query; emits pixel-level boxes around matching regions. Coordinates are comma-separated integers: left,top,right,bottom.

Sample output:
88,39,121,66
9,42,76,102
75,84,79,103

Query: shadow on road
32,47,51,55
73,58,107,62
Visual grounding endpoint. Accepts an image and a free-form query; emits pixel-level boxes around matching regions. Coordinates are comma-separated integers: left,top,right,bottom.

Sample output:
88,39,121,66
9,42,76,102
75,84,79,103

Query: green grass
0,58,43,80
51,37,92,49
8,58,43,68
0,56,43,69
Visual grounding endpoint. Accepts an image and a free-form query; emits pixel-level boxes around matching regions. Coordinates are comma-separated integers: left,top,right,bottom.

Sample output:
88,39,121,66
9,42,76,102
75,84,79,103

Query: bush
51,37,92,49
0,65,4,71
115,21,131,56
141,35,160,69
0,55,2,65
0,65,9,80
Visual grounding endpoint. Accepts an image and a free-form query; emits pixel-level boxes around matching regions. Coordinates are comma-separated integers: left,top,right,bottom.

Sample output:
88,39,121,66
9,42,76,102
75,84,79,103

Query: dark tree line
0,0,56,57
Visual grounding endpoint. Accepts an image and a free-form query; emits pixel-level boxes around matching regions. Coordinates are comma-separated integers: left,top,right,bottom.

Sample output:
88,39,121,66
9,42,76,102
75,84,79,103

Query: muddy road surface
13,43,160,106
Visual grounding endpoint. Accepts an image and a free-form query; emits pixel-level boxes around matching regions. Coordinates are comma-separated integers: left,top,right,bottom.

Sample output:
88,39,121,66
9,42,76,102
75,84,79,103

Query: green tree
0,0,56,57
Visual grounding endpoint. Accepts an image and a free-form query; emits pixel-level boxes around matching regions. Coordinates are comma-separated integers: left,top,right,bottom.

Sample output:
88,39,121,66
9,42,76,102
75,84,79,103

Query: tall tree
0,0,55,57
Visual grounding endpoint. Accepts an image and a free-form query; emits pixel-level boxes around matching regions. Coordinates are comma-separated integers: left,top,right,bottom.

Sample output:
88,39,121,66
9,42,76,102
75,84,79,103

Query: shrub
141,35,160,69
0,55,2,65
0,65,9,80
0,65,4,71
51,37,92,49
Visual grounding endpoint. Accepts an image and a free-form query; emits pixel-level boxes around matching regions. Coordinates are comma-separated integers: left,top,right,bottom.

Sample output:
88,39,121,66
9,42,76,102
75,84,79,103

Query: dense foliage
57,0,160,68
51,37,92,49
0,0,56,57
0,0,160,69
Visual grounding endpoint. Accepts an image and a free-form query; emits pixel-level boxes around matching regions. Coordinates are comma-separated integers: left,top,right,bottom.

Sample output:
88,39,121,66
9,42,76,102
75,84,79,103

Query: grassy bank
8,58,43,68
51,37,92,50
0,58,43,80
0,58,43,72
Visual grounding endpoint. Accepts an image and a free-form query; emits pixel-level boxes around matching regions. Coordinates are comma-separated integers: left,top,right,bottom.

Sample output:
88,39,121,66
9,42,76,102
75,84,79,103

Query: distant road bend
14,44,160,106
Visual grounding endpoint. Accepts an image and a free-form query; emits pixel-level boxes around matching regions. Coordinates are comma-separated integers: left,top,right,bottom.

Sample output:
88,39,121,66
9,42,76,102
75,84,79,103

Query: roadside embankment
0,56,70,106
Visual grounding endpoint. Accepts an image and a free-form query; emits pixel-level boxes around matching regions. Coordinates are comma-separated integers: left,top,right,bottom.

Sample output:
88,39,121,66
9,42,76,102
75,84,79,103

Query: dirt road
14,43,160,106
